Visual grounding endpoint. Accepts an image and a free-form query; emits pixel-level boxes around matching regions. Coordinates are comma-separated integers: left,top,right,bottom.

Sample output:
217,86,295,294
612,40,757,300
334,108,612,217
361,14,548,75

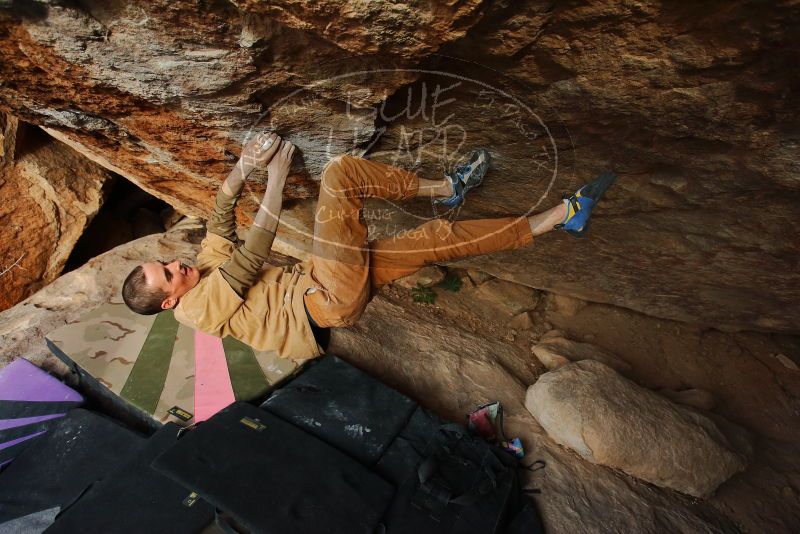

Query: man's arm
219,140,296,297
207,132,281,242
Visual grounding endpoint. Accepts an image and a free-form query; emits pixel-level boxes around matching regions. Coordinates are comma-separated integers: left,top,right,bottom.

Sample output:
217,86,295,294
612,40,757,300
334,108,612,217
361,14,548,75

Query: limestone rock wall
0,0,797,330
0,113,112,311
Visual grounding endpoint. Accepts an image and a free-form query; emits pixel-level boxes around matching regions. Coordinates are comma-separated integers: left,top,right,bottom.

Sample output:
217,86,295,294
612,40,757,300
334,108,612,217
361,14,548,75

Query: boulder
525,360,751,498
531,332,631,374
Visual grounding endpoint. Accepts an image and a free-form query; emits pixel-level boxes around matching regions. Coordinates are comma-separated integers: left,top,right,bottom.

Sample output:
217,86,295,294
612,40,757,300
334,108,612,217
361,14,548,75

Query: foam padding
261,355,417,465
152,402,394,534
0,409,143,528
0,358,83,468
46,303,301,430
45,423,215,534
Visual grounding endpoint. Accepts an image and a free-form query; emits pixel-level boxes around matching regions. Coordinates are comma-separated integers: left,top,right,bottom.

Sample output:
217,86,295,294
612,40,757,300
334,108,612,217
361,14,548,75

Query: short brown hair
122,265,168,315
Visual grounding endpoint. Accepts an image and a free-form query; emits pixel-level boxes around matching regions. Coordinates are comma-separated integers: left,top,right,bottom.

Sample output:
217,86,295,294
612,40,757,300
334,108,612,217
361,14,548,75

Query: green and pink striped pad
45,303,301,425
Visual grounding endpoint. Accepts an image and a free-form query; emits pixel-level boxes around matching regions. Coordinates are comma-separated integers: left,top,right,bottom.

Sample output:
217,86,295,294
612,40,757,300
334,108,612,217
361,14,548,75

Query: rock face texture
525,360,751,498
229,0,484,57
0,1,798,329
0,113,112,311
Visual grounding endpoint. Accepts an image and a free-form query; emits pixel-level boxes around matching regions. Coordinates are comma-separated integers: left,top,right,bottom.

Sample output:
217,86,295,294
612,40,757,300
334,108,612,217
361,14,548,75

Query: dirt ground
331,267,800,532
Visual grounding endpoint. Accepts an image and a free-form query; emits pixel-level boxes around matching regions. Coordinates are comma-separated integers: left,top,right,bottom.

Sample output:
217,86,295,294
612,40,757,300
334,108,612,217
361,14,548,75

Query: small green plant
438,274,463,292
411,283,436,304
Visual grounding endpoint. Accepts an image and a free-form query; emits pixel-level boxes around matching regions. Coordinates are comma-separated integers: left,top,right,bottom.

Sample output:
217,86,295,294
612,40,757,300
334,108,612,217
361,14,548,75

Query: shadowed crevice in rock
63,174,174,274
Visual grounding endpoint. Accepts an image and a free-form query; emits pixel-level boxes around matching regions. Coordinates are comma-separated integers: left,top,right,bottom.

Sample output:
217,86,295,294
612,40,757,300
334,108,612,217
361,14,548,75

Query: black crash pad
152,402,394,534
261,355,417,465
45,423,215,534
0,409,144,529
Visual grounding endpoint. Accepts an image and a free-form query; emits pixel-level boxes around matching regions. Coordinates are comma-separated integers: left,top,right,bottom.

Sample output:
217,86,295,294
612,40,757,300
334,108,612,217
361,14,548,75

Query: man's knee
321,154,357,189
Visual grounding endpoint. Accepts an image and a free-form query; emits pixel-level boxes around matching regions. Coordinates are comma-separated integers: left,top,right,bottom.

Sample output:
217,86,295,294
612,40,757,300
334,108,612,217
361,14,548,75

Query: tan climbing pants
303,155,534,328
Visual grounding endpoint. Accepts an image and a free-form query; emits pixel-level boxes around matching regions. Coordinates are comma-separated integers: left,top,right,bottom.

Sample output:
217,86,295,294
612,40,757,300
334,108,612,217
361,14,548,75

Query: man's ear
161,297,177,310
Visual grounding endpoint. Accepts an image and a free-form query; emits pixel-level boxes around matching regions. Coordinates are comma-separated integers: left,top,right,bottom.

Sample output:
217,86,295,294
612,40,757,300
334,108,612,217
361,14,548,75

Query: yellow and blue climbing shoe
435,148,492,208
555,171,617,237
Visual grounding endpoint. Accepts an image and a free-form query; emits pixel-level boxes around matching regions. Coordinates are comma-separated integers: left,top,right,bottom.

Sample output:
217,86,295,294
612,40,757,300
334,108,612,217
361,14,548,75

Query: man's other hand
239,132,281,176
266,140,296,192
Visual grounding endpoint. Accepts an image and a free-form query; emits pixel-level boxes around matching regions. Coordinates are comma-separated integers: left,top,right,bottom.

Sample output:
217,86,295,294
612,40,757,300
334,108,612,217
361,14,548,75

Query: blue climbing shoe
554,171,617,237
435,148,492,208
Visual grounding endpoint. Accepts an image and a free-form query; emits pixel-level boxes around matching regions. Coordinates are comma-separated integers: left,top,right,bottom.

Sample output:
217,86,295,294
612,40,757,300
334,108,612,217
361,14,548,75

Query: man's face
140,259,201,310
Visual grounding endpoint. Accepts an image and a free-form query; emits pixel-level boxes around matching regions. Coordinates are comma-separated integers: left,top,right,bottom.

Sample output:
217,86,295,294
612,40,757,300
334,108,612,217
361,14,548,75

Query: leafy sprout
411,284,436,304
438,274,462,292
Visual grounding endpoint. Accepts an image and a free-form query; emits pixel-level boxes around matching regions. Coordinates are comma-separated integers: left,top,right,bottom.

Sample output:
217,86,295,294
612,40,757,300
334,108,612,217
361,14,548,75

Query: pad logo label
183,491,200,507
239,417,266,432
169,406,194,421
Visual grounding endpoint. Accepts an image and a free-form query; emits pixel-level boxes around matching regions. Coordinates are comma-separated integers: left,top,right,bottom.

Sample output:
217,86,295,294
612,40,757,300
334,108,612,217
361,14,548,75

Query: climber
121,131,615,359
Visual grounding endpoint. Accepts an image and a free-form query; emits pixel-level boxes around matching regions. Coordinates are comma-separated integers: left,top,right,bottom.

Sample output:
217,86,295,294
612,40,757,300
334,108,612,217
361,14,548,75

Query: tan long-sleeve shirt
173,189,322,360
